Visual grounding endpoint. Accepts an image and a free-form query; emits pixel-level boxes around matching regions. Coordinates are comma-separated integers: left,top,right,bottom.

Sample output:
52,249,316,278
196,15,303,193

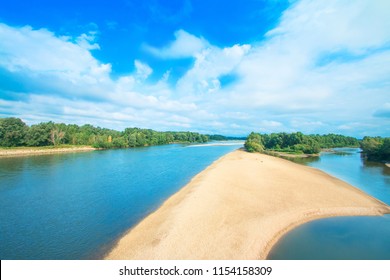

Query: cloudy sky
0,0,389,137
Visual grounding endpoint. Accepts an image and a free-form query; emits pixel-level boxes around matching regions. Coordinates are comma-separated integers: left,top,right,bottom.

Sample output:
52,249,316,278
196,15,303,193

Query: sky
0,0,389,137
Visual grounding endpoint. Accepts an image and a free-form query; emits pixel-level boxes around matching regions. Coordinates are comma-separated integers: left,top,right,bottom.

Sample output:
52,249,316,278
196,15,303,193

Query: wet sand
106,149,390,260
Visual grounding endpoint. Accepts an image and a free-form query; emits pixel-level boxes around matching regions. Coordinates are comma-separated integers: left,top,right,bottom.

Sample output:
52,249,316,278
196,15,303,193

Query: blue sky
0,0,389,137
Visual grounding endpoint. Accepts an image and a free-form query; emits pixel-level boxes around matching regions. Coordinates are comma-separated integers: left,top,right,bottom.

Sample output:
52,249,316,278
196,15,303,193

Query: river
1,145,389,259
0,142,243,259
268,148,390,259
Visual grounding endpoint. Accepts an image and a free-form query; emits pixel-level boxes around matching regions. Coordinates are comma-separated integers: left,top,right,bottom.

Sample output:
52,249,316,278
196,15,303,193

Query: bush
245,140,264,152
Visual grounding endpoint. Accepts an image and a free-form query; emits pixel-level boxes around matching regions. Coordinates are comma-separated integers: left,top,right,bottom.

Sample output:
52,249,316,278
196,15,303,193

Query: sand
106,149,390,260
0,146,96,157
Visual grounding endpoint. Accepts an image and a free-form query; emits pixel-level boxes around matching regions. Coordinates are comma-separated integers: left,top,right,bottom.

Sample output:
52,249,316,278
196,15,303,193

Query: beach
105,149,390,260
0,146,96,157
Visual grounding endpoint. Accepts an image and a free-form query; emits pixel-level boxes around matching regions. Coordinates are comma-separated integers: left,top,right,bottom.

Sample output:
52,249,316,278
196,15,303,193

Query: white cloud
260,120,282,127
213,0,390,136
134,60,153,81
267,0,390,53
0,23,205,131
176,43,250,95
0,23,113,103
75,31,100,50
144,29,208,59
0,24,108,77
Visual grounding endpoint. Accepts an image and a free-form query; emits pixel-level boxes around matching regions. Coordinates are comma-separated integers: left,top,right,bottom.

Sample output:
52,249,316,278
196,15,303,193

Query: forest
360,136,390,161
245,132,359,154
0,117,208,148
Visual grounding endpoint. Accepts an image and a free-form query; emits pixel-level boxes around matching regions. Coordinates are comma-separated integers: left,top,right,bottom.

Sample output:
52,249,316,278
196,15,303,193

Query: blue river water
268,148,390,259
0,142,243,259
1,145,389,260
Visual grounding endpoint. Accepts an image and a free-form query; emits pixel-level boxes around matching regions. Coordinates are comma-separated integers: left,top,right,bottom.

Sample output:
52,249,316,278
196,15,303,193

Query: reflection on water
363,160,390,177
287,155,320,165
269,148,390,259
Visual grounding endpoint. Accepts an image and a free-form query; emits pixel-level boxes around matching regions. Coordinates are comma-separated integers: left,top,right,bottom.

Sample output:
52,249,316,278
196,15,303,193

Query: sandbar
0,146,96,157
106,149,390,260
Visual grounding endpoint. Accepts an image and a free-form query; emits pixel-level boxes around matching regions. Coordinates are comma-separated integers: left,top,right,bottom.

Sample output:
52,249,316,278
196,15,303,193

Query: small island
244,131,359,155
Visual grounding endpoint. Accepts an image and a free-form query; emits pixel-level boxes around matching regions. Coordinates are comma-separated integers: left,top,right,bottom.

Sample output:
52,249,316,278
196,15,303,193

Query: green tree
128,133,137,147
245,131,356,155
26,122,53,146
0,117,28,147
136,132,146,146
112,136,128,148
379,138,390,160
1,118,210,149
245,132,264,152
360,136,390,161
49,128,65,146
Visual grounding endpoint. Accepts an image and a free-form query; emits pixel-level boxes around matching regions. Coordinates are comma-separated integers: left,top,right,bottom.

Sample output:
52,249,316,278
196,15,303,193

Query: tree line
207,134,247,141
2,117,388,161
0,117,208,148
245,132,359,154
360,136,390,161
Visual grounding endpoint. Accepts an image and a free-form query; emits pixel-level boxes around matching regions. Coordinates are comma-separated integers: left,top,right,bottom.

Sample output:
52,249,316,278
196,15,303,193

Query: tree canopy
0,118,208,148
360,136,390,161
0,117,28,147
245,132,359,154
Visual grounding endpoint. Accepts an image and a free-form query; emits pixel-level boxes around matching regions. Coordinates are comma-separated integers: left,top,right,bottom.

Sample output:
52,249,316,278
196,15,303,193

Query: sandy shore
106,149,390,260
0,146,96,157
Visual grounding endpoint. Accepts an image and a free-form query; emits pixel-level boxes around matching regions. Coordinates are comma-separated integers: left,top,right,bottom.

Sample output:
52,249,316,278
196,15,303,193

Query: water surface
0,143,243,259
269,148,390,259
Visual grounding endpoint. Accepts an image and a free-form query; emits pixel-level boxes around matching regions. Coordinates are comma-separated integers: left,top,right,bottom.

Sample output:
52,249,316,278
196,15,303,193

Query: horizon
1,0,389,138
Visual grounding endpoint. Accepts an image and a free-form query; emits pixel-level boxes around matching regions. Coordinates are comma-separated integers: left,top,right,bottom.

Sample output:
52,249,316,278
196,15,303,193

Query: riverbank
105,149,390,260
0,146,96,157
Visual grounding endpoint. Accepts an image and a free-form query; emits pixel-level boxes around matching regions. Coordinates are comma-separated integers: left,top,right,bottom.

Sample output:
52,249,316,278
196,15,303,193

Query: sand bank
0,146,96,157
106,150,390,260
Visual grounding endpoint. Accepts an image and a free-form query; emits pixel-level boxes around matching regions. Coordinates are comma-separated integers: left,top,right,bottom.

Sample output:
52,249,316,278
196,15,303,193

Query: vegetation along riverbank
0,117,209,151
1,117,389,163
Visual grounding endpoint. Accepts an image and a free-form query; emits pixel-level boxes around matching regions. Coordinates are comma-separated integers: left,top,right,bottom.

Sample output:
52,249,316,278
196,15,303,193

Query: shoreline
0,146,96,157
105,150,390,260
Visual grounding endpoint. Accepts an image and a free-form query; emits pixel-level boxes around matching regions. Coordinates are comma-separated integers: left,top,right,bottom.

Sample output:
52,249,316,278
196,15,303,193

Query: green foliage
245,131,357,154
112,136,128,148
208,134,247,141
25,122,53,146
49,128,65,146
0,117,209,149
0,117,28,147
244,132,264,152
360,136,390,161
